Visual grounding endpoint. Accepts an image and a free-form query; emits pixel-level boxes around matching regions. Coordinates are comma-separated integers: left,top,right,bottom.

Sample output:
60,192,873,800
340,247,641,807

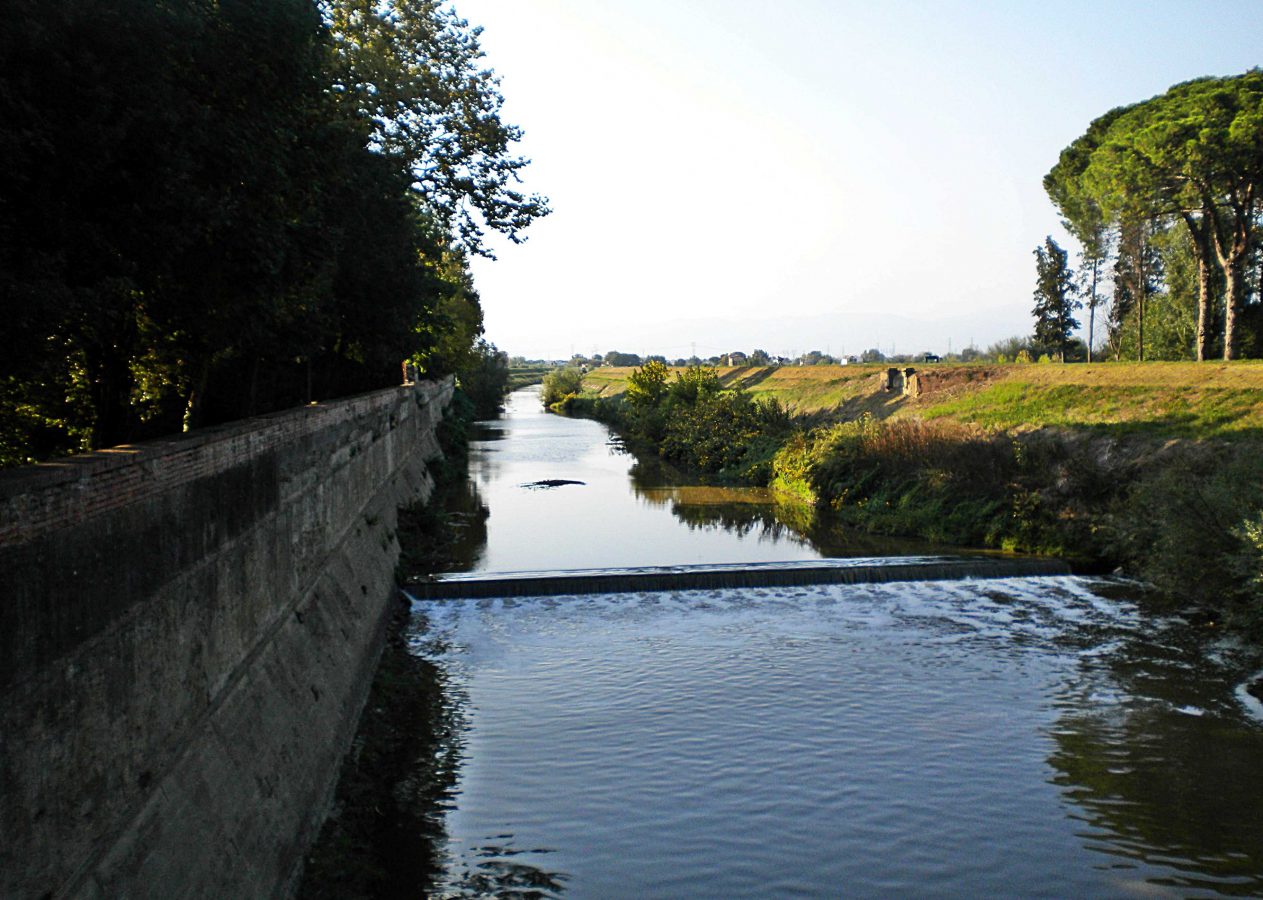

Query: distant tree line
1045,69,1263,361
0,0,545,465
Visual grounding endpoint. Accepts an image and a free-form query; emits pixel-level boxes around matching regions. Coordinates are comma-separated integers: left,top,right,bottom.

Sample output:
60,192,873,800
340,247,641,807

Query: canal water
449,385,941,574
403,387,1263,898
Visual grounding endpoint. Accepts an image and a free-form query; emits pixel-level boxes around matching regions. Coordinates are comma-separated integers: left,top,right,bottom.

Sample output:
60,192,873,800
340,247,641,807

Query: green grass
506,365,551,391
584,361,1263,439
922,379,1263,438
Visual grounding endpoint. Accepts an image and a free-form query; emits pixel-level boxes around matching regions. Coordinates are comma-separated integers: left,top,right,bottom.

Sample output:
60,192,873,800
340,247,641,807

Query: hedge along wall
0,377,454,899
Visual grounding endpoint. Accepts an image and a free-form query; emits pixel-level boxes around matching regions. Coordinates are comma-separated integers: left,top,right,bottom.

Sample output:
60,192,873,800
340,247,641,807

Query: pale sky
458,0,1263,360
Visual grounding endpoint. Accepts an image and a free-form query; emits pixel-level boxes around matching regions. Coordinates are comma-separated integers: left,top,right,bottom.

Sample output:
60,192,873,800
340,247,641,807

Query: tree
604,351,642,367
1,1,543,464
319,0,549,256
1075,236,1108,362
1032,237,1080,361
1107,218,1162,360
625,359,669,408
458,338,510,418
1045,106,1130,363
1060,72,1263,360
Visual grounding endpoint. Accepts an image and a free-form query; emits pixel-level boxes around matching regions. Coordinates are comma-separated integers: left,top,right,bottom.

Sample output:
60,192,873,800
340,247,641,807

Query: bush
659,390,790,481
540,366,585,407
770,415,1106,552
1108,447,1263,634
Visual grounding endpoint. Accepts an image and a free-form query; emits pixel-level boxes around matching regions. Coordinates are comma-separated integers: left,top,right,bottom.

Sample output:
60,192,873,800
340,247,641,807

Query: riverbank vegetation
564,361,1263,635
0,1,545,467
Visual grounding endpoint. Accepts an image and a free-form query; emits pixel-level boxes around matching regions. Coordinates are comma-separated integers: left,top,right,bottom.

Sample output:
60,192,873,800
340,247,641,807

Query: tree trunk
82,298,138,450
1087,256,1098,363
86,345,135,450
1196,253,1214,361
247,354,261,417
1206,192,1255,361
1136,225,1145,363
1181,212,1216,362
1224,259,1246,360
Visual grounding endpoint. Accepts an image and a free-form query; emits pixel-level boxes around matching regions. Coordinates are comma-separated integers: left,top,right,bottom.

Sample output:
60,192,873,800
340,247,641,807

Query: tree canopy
1046,71,1263,360
0,0,546,465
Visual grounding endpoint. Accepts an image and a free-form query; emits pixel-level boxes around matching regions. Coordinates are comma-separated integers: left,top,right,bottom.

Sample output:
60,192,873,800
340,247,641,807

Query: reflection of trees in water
440,475,491,574
1046,620,1263,895
436,844,569,898
398,468,490,579
299,612,468,897
628,456,950,557
301,613,570,898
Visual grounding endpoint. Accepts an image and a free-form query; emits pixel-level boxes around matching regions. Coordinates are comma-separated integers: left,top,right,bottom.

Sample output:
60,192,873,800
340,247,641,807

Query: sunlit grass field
581,362,1263,438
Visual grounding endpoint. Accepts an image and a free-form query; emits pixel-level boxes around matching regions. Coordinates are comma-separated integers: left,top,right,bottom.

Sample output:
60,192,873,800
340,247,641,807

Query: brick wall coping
0,379,450,546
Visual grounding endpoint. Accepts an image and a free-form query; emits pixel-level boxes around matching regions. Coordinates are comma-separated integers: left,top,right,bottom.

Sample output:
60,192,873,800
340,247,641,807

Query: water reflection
409,616,571,899
410,579,1263,898
627,452,969,559
432,476,490,575
1045,606,1263,895
459,389,829,572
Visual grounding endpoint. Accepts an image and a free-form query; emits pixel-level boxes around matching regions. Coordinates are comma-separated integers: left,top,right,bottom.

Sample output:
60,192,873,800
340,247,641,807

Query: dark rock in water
522,479,586,489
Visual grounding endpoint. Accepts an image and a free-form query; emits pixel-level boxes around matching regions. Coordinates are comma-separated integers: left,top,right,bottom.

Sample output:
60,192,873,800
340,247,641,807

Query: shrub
660,390,790,481
668,365,721,406
625,360,669,408
540,366,585,407
1108,447,1263,633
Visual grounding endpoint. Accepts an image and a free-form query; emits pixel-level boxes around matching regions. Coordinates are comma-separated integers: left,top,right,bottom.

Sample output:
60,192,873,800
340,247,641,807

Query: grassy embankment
575,362,1263,633
506,365,551,391
583,362,1263,436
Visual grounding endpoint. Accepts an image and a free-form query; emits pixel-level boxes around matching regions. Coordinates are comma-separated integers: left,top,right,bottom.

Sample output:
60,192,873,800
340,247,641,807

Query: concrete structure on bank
0,378,453,898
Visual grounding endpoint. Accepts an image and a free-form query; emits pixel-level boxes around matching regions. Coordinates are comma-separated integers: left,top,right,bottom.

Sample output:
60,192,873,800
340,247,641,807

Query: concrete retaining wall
0,378,453,899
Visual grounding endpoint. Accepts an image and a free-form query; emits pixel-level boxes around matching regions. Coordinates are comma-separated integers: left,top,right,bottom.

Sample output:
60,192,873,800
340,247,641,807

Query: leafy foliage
540,367,585,408
0,1,545,465
1108,447,1263,636
1049,70,1263,361
457,339,510,419
319,0,549,255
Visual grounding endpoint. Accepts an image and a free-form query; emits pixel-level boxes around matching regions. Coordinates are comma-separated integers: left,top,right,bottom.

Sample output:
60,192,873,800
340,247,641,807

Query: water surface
455,386,942,574
395,386,1263,898
414,579,1263,898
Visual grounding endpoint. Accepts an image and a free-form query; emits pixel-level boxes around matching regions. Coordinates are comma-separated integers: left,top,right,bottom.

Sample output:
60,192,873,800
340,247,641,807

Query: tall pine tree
1032,237,1081,362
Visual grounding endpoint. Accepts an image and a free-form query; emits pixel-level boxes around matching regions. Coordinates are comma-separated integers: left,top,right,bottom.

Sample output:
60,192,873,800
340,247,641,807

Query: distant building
725,351,748,366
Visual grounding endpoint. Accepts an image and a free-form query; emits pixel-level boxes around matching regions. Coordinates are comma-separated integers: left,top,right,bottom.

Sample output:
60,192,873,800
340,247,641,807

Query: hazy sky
458,0,1263,360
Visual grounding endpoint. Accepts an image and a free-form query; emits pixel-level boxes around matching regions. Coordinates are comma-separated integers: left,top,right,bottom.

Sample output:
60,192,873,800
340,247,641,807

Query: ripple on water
413,576,1263,899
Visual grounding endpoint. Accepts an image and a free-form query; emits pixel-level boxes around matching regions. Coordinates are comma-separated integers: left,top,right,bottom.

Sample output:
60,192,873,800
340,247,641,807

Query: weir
409,555,1072,600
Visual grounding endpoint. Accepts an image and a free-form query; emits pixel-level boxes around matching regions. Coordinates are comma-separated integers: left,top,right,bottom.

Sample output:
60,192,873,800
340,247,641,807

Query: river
445,385,949,574
400,387,1263,897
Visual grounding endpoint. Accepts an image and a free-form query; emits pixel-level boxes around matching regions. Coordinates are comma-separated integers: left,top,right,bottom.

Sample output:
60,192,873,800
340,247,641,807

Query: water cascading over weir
409,557,1071,601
